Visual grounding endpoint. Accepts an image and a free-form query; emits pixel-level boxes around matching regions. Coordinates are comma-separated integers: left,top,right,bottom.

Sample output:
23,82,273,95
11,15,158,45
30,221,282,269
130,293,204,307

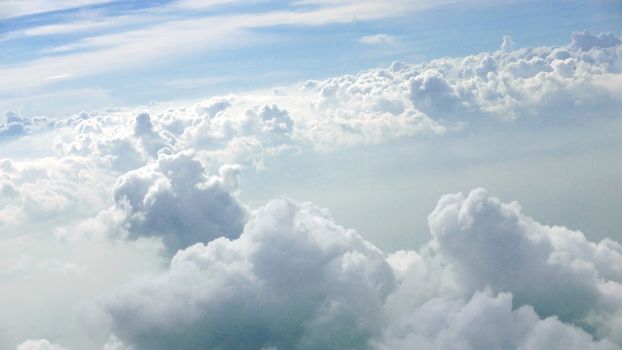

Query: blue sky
2,0,621,117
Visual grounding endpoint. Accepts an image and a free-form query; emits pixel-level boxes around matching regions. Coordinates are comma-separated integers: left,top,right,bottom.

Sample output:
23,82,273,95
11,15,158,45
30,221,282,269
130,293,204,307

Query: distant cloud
16,339,67,350
359,34,399,46
0,0,112,19
44,74,72,81
0,111,49,143
499,35,514,51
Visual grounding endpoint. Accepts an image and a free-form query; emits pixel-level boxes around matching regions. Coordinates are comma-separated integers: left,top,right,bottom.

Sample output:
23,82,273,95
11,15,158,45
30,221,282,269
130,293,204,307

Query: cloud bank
85,189,622,350
2,31,622,349
18,30,620,166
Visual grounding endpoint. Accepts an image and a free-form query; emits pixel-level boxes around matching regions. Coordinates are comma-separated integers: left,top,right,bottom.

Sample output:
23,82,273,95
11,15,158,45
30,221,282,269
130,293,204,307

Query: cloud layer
88,189,622,350
13,31,618,166
2,31,622,349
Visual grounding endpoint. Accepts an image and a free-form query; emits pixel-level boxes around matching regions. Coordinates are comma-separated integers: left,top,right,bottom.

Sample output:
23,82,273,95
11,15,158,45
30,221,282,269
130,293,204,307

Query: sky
1,1,622,350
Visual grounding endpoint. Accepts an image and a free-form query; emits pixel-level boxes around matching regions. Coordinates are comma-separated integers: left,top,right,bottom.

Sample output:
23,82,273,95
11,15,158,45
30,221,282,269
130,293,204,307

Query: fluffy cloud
52,100,296,172
1,111,49,143
425,188,622,329
89,189,622,350
292,31,622,148
570,31,622,51
375,290,619,350
92,199,394,349
53,112,162,172
0,156,111,233
112,151,247,254
16,339,67,350
15,337,133,350
40,32,622,158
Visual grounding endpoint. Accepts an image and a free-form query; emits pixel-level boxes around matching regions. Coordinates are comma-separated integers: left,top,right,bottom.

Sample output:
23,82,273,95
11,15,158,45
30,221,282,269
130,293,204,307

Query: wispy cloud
359,34,399,46
0,0,114,19
0,0,441,97
44,74,72,80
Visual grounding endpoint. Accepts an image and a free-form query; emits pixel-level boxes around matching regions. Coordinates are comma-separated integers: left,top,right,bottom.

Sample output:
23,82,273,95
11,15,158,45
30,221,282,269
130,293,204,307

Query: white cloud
570,31,622,51
75,190,622,349
112,151,247,254
0,112,50,143
15,340,66,350
424,188,622,329
102,335,133,350
0,0,112,19
359,34,399,46
6,32,622,153
87,189,622,349
0,156,112,234
91,199,395,349
375,290,620,350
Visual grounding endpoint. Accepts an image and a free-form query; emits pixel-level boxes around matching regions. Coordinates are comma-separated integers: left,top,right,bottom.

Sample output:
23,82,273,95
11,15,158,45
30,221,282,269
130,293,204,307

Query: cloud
0,156,111,234
52,101,296,172
500,35,515,52
19,31,620,157
53,111,165,172
332,31,622,124
570,31,622,51
91,199,395,349
425,188,622,329
408,69,462,118
0,111,50,143
0,0,112,19
359,34,399,46
375,290,619,350
112,151,247,254
16,339,67,350
102,335,133,350
87,189,622,349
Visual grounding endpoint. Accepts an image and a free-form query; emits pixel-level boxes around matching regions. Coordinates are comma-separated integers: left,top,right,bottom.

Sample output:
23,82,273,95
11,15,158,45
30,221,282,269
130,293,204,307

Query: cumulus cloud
52,100,296,172
375,290,619,350
112,151,247,254
570,31,622,51
16,339,67,350
92,199,394,349
0,111,49,143
53,112,157,172
87,189,622,350
40,32,622,157
0,156,111,233
132,113,168,157
423,189,622,334
408,69,463,118
102,335,133,350
287,31,622,148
